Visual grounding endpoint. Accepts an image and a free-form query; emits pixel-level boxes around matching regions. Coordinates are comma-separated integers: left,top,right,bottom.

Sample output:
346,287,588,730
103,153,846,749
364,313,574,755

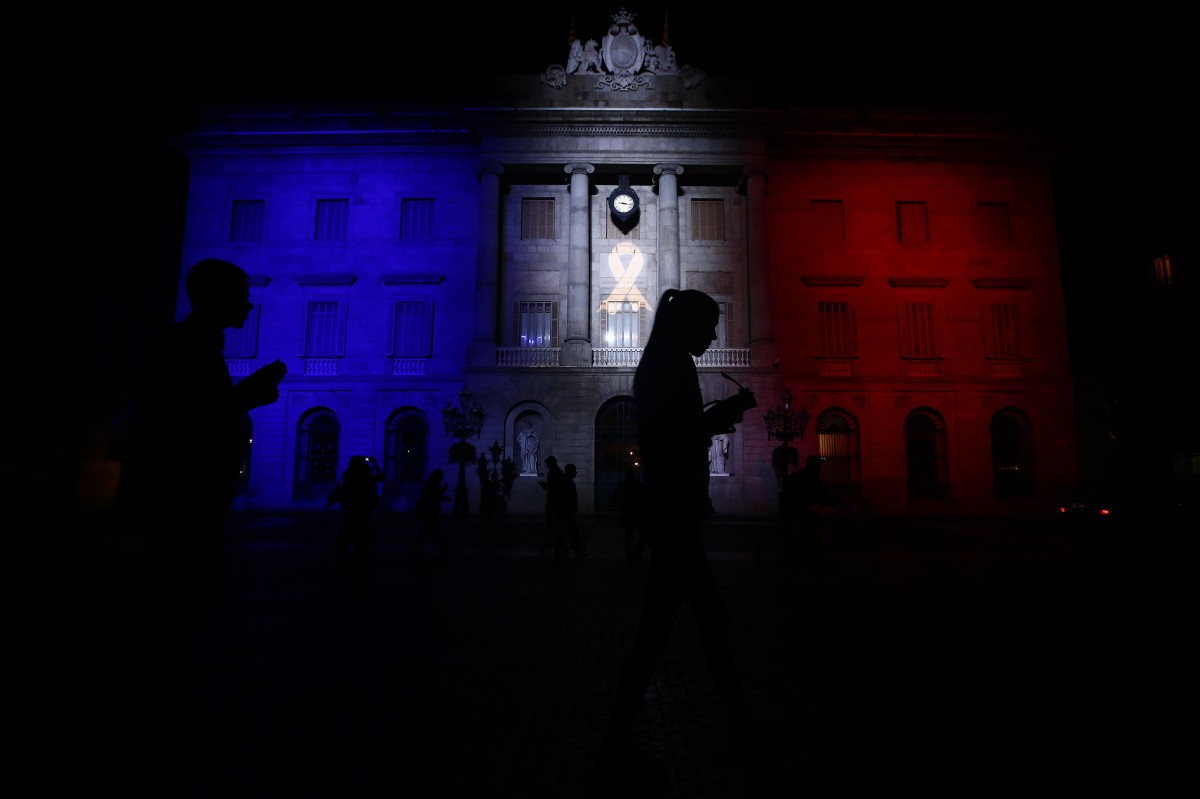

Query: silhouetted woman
328,455,383,565
413,467,451,557
599,288,762,783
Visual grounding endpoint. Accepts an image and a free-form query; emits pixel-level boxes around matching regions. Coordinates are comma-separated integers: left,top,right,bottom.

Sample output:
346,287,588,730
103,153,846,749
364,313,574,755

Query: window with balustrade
898,303,941,359
515,300,558,348
389,301,433,355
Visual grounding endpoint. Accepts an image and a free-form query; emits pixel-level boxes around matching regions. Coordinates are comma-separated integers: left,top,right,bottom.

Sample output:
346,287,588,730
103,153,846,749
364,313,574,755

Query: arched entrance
594,397,638,512
991,407,1034,499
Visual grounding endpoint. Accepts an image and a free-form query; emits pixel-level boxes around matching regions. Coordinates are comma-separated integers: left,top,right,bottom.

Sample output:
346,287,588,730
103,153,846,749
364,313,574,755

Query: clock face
613,193,635,214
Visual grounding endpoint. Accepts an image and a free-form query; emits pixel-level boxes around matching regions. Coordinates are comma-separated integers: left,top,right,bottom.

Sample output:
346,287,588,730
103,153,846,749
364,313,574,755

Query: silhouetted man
98,258,286,768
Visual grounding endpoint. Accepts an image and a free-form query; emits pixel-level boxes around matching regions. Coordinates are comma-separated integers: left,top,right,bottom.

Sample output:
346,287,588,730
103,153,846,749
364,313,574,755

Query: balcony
495,347,751,368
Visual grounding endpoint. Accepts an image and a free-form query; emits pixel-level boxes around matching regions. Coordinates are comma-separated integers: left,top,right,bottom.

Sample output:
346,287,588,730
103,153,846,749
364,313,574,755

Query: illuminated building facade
173,14,1079,516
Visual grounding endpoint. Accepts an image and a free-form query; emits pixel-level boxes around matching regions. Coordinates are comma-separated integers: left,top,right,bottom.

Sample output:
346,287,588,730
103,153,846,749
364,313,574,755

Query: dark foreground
8,510,1198,798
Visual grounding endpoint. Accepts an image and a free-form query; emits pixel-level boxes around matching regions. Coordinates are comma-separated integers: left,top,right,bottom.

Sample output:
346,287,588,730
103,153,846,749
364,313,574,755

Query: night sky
8,1,1191,465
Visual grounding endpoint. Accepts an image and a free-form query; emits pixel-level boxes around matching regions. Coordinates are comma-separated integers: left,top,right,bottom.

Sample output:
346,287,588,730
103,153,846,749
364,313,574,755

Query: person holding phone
98,258,287,780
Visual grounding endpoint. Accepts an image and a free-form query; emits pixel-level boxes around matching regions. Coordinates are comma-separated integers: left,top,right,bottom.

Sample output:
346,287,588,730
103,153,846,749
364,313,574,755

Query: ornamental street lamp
443,386,487,518
764,389,810,488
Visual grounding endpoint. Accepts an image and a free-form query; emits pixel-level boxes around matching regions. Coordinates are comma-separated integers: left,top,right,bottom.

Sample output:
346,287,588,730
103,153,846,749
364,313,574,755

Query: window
224,303,261,358
400,198,434,240
984,304,1022,359
521,198,555,240
388,301,434,357
600,301,643,348
817,302,858,357
1153,254,1173,287
230,200,264,242
896,201,928,244
691,199,725,241
811,200,845,245
899,303,940,358
515,300,558,348
979,202,1011,247
714,301,729,349
294,408,340,500
315,199,349,241
302,301,347,357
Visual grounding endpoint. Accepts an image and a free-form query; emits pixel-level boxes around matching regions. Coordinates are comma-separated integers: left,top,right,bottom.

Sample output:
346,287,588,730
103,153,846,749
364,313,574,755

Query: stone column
743,166,777,367
654,163,683,295
562,162,594,367
468,164,504,366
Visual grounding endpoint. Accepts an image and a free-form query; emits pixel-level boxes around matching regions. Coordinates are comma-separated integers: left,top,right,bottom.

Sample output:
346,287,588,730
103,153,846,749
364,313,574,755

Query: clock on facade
608,175,639,226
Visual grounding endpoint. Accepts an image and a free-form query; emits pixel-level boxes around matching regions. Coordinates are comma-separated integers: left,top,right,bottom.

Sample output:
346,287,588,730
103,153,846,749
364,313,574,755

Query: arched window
991,407,1034,499
385,408,430,503
294,408,340,500
904,407,948,499
595,397,638,512
816,407,861,498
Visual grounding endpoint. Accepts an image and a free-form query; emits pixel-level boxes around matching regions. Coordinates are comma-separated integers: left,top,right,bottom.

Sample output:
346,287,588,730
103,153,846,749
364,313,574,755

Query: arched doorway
385,407,430,509
904,407,948,499
991,407,1034,499
294,407,340,501
816,407,861,499
594,397,638,512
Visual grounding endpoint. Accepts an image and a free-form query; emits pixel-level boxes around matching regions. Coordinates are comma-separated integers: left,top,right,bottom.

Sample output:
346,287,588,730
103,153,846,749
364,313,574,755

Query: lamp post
764,389,810,488
442,386,487,518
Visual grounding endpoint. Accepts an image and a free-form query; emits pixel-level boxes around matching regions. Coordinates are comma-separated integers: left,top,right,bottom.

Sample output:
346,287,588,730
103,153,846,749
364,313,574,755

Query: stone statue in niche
709,433,730,475
517,419,541,475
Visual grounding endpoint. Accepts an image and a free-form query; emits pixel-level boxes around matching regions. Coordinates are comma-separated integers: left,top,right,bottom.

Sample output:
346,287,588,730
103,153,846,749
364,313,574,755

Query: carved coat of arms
601,8,645,76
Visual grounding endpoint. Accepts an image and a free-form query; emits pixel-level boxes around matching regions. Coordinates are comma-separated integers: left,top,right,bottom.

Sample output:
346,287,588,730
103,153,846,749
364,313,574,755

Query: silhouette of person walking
539,455,565,556
611,465,645,564
598,288,767,785
327,455,383,566
554,463,587,562
413,467,451,557
781,454,849,570
100,258,286,770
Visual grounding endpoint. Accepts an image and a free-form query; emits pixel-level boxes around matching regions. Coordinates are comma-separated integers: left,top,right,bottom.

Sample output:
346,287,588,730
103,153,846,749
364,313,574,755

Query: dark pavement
8,508,1199,798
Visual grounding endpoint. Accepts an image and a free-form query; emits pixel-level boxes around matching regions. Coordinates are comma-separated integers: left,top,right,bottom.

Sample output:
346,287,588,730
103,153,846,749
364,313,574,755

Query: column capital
563,162,595,176
477,163,504,179
653,163,684,177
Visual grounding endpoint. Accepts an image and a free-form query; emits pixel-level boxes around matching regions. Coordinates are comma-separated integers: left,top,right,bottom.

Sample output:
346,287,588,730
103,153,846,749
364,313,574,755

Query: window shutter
640,303,648,346
599,304,608,345
386,301,397,357
848,304,859,356
551,301,560,348
513,301,520,346
299,302,310,356
335,301,348,357
423,303,435,356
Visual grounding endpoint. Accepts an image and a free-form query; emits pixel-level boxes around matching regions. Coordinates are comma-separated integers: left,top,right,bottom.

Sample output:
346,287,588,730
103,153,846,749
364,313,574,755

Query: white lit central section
601,243,650,347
